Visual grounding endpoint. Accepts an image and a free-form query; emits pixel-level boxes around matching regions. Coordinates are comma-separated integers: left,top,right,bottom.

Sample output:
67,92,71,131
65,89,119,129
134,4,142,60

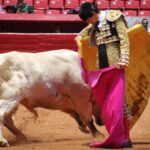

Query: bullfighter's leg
4,114,27,142
0,99,20,147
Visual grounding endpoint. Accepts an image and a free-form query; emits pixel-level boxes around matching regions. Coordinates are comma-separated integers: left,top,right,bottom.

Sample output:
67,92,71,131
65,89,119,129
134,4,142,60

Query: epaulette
78,24,93,37
107,10,123,22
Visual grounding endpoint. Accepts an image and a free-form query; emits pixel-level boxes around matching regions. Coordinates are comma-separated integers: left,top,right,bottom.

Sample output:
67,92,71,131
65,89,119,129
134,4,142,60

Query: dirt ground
2,99,150,150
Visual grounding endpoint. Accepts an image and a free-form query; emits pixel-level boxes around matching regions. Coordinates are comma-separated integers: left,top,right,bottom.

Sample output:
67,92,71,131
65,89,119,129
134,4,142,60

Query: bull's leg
78,97,104,137
68,83,103,137
77,105,103,137
89,98,104,136
70,112,103,137
69,112,89,134
4,114,27,142
0,100,20,147
87,119,104,137
94,116,104,126
0,112,9,147
92,101,104,126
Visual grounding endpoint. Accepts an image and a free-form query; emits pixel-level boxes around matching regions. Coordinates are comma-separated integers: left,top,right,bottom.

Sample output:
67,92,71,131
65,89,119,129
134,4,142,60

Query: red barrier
0,14,81,22
0,33,78,53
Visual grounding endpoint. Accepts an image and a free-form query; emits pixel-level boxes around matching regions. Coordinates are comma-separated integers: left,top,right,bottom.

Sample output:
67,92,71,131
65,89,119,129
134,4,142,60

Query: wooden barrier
0,33,78,53
0,14,81,22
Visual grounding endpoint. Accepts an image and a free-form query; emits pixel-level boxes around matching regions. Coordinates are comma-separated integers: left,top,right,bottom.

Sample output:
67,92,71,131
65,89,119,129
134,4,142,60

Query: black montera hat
79,2,99,21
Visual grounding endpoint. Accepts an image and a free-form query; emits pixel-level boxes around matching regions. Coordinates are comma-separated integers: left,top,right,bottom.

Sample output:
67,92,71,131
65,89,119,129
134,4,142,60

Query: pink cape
80,59,128,148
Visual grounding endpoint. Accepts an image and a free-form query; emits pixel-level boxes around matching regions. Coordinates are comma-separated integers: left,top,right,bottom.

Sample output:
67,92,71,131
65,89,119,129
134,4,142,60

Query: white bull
0,49,101,147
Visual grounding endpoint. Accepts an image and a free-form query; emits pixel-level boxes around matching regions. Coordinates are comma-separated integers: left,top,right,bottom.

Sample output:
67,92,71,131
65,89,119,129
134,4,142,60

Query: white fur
0,50,92,146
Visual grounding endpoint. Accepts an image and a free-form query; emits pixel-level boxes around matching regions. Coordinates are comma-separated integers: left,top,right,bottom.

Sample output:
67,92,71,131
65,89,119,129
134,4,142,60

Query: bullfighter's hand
116,62,128,69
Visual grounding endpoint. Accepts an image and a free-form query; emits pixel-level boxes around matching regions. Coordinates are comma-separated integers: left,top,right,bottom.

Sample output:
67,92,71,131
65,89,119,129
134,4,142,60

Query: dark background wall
0,21,87,33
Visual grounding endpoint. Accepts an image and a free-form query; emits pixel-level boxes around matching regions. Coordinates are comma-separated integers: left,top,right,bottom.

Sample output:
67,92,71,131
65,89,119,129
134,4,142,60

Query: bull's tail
28,107,38,123
21,99,39,123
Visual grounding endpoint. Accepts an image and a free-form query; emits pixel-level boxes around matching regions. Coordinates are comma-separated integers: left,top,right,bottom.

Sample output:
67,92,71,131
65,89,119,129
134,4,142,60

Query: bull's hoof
92,131,105,138
95,117,104,126
79,126,90,134
0,141,9,147
16,135,27,143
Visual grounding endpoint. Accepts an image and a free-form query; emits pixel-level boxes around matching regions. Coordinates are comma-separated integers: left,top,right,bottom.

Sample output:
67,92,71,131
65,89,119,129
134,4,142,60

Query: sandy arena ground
2,99,150,150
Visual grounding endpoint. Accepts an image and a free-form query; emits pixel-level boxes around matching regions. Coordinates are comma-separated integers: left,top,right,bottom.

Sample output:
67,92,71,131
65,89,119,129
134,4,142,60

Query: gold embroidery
107,10,122,22
78,24,92,38
77,10,130,68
